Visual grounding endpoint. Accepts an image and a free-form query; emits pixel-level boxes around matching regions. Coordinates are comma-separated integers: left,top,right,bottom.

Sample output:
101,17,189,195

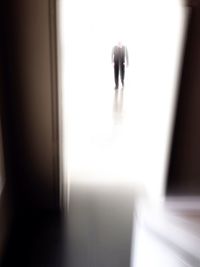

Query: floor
67,184,134,267
1,211,67,267
1,185,135,267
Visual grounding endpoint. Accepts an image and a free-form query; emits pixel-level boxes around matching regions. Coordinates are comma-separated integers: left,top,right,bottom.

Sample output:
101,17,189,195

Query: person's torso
114,46,125,63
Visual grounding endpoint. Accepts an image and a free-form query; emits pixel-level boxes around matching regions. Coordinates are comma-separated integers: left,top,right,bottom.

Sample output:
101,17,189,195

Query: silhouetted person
112,42,129,89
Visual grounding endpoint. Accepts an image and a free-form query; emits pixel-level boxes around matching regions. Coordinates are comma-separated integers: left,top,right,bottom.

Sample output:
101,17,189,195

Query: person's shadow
113,89,124,124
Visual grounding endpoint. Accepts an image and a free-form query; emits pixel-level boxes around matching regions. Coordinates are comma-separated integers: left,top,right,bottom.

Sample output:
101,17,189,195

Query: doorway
58,0,187,201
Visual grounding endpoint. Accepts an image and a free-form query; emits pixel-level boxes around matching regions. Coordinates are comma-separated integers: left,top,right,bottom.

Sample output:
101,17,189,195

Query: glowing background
59,0,187,199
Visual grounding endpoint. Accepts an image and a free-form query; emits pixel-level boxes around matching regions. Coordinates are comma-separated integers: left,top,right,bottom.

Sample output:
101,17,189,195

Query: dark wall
0,176,11,261
0,58,12,260
166,6,200,195
0,0,60,211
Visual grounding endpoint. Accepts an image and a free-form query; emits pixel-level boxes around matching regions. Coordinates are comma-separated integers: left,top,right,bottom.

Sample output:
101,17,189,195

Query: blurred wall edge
0,100,12,261
0,0,60,216
166,1,200,195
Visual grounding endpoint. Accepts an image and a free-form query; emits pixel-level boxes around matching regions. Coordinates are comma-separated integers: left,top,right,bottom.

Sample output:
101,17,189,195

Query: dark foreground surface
1,185,134,267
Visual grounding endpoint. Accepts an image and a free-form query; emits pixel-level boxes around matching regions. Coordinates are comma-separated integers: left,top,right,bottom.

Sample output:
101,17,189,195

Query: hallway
60,0,186,199
0,1,198,266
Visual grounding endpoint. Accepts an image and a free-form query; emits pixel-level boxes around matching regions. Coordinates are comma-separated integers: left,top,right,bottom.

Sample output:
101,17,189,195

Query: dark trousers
114,62,124,87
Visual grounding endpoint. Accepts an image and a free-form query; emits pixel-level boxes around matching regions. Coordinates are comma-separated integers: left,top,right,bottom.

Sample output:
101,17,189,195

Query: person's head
117,41,123,47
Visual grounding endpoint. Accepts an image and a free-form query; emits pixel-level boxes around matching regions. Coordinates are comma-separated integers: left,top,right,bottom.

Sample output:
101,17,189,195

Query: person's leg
120,63,125,87
114,63,119,89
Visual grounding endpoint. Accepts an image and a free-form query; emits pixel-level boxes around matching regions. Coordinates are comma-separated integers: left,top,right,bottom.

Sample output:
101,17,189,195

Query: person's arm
111,47,114,64
125,47,129,67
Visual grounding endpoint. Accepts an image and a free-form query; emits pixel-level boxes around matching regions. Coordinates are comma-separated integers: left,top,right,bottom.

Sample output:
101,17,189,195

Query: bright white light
59,0,186,198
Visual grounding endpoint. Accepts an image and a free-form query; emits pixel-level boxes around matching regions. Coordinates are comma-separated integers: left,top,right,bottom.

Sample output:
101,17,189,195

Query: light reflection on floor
63,74,167,195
